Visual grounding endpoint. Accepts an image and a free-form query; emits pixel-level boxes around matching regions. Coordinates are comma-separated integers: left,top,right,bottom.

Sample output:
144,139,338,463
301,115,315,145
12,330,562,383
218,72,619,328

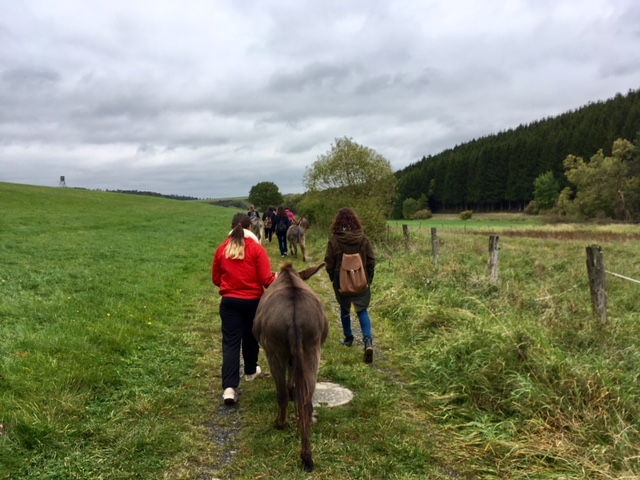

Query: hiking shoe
364,337,374,364
245,366,261,382
223,388,236,405
340,336,354,347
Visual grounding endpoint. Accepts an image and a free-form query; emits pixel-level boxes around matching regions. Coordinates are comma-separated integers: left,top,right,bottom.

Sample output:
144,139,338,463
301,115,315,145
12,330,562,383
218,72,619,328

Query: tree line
393,88,640,217
106,189,199,201
249,90,640,232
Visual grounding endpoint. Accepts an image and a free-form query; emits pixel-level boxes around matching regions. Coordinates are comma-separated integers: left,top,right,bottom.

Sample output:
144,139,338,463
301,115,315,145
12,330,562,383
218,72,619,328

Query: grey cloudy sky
1,0,640,199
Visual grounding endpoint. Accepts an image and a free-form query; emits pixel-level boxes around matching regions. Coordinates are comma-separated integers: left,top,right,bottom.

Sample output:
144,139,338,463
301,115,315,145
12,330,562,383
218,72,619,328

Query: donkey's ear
298,263,325,281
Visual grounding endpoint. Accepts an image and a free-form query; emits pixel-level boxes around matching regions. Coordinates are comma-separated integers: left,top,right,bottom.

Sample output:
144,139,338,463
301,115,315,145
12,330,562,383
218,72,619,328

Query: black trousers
219,297,261,389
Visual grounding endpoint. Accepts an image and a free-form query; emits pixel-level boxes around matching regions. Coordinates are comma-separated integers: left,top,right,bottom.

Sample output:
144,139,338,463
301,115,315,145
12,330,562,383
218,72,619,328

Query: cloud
1,0,639,198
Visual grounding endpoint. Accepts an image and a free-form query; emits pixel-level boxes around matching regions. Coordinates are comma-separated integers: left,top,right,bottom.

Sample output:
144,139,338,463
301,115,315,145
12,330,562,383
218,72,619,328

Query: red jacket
212,233,275,300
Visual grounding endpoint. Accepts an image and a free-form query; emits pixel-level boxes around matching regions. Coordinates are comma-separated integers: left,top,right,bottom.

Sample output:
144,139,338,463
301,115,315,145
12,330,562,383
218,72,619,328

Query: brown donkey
253,262,328,472
250,217,264,244
286,217,310,261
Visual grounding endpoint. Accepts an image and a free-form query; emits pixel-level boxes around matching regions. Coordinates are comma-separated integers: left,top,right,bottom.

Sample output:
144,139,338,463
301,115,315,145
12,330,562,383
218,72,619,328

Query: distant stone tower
59,176,67,187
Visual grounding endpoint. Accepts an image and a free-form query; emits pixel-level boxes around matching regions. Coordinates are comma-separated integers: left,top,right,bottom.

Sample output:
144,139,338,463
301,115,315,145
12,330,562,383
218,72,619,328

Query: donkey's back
253,262,328,472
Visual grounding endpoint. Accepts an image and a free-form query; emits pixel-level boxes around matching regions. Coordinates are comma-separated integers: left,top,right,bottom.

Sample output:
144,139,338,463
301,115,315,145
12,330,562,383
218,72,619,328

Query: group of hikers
247,204,297,257
213,206,376,405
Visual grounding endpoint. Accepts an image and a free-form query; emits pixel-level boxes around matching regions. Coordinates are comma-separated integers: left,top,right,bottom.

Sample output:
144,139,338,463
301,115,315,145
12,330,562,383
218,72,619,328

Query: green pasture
2,182,640,479
389,213,544,232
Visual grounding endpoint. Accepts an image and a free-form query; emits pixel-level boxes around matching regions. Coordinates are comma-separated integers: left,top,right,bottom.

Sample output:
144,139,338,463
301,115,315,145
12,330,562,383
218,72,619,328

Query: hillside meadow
1,182,640,479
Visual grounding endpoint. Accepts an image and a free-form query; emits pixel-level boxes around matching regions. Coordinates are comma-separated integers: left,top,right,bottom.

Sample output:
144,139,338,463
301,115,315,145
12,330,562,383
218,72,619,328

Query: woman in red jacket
213,213,276,404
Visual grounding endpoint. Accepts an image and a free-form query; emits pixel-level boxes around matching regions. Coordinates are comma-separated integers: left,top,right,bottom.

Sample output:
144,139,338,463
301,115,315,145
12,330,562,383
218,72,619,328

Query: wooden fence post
402,224,410,250
488,235,500,284
586,245,608,325
431,228,439,266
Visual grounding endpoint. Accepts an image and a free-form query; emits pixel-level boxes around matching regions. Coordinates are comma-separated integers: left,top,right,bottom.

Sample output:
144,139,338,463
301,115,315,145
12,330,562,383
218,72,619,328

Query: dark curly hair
329,207,363,233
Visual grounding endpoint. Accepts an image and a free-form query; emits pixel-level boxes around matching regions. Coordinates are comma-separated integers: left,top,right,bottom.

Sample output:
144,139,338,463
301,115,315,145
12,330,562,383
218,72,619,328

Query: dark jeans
276,233,288,255
264,227,273,242
219,297,261,389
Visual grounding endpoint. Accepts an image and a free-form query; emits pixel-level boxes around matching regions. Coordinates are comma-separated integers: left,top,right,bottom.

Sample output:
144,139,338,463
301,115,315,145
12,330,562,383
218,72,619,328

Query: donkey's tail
291,320,315,471
291,321,312,418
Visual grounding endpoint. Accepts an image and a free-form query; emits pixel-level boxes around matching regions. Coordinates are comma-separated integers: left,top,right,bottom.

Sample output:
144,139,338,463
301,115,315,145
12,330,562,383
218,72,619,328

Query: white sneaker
245,366,261,382
223,387,236,404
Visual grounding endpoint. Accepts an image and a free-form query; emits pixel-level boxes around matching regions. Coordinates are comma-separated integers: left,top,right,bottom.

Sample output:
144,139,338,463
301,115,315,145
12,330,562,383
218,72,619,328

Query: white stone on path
313,382,353,407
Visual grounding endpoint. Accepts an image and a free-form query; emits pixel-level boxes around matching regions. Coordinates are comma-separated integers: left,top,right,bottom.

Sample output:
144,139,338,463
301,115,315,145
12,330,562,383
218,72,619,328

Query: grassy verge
369,225,640,478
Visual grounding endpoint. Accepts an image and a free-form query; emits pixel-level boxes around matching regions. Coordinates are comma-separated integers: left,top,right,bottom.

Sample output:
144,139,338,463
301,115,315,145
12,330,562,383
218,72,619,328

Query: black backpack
276,218,288,234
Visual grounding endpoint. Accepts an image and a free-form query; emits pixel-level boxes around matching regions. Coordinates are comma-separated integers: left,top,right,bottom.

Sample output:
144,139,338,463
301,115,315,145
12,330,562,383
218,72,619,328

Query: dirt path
200,242,343,479
197,238,465,479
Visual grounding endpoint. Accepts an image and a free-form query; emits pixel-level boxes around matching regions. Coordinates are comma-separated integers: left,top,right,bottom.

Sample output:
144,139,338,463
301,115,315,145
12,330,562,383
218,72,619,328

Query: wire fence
606,270,640,285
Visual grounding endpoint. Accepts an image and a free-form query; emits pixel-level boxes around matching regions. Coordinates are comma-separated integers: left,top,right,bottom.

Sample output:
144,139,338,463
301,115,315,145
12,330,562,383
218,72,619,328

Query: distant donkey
253,262,328,472
250,217,264,244
286,217,310,261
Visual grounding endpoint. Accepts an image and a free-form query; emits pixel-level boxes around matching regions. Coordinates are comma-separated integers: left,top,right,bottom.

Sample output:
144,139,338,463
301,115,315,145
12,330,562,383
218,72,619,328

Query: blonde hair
225,238,245,260
225,213,251,260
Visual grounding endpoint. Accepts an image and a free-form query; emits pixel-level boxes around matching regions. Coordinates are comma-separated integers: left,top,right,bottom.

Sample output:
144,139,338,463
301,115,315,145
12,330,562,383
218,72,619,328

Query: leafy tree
555,187,576,217
302,137,397,239
282,193,305,215
402,198,420,219
533,171,560,210
417,193,430,210
248,182,283,212
561,139,635,220
628,131,640,175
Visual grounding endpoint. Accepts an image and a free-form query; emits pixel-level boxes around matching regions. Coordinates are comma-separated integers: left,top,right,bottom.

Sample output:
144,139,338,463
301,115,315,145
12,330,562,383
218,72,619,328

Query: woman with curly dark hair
324,208,376,363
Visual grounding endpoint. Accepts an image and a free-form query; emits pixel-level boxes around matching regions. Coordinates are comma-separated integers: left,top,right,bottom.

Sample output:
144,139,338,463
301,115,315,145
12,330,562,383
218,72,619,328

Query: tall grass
2,183,640,479
370,225,640,478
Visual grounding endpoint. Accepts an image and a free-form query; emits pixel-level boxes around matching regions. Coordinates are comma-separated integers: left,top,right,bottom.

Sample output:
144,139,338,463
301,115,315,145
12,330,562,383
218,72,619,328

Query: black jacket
273,215,291,236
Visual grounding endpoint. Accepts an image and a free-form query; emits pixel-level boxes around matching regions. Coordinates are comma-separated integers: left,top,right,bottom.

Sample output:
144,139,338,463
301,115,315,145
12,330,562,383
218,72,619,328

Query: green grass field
390,212,544,232
2,183,640,479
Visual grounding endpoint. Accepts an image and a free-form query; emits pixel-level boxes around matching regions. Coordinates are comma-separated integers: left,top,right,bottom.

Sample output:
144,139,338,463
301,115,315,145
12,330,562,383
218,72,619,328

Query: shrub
524,200,539,215
403,198,420,219
412,209,433,220
460,210,473,220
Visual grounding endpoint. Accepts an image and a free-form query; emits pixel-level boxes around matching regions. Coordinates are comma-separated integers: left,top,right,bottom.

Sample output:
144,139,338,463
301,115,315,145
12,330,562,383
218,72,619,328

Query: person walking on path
262,206,276,243
286,208,297,223
324,207,376,363
273,206,292,257
248,205,260,220
212,213,277,404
